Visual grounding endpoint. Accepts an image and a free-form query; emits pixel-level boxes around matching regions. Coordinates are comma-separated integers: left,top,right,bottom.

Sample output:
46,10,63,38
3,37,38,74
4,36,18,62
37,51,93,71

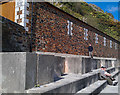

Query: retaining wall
0,52,119,93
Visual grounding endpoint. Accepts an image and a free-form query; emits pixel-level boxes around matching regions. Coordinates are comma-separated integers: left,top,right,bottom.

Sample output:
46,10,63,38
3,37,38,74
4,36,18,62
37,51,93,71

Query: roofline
45,2,120,44
0,0,14,5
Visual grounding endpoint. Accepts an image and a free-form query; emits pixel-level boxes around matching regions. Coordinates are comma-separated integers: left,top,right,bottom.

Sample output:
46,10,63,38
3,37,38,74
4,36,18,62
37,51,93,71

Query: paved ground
100,74,120,94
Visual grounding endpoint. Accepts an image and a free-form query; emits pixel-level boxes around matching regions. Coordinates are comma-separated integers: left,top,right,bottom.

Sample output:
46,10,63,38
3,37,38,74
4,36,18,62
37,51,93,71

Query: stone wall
26,2,120,58
1,16,30,52
0,2,120,58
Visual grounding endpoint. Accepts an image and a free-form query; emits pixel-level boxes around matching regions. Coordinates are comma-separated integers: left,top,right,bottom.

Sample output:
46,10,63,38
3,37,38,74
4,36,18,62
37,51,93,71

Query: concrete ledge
36,52,117,60
36,52,118,74
26,67,115,94
0,52,119,93
76,69,120,95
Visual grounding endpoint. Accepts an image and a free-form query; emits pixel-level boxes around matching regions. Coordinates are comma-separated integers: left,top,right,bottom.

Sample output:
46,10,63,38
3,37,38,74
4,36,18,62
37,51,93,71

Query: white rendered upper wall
15,0,29,31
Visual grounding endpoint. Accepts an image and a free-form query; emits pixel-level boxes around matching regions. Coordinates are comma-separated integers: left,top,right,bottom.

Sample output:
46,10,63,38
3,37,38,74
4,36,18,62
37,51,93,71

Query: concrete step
99,74,119,94
26,67,116,94
75,70,120,95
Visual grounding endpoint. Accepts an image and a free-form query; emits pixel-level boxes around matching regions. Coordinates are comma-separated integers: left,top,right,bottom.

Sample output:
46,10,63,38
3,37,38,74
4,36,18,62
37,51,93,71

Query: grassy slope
52,2,120,41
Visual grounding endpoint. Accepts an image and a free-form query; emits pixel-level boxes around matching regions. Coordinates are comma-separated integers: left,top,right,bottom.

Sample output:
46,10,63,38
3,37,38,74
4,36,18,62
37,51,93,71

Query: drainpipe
30,0,33,52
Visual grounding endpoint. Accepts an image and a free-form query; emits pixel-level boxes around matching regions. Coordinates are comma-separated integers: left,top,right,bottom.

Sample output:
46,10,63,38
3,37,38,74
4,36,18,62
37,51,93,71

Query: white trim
104,37,106,46
110,40,112,48
84,28,88,40
15,7,19,12
15,0,29,31
20,5,26,10
20,22,24,26
15,15,19,20
95,33,98,44
25,19,29,23
22,10,29,15
67,20,73,36
15,19,17,23
115,43,117,50
25,27,29,31
20,14,26,19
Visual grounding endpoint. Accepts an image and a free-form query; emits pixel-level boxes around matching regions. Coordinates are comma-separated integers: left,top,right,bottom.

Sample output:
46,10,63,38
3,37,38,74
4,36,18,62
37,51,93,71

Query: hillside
52,2,120,41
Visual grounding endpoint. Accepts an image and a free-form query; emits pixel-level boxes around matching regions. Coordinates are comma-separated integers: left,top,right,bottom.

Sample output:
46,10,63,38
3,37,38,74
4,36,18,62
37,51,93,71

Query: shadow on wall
1,16,30,52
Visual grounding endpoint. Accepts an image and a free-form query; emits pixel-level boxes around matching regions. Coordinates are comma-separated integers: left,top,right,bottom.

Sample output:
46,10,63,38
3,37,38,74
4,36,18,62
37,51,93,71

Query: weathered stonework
1,2,120,58
1,16,29,52
26,2,120,58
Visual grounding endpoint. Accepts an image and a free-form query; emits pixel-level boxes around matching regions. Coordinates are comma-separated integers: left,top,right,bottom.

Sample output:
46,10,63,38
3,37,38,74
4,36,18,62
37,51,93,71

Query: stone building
0,1,120,58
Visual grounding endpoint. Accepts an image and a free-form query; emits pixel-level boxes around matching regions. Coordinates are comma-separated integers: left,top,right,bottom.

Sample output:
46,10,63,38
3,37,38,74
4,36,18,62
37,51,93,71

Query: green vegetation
52,2,120,41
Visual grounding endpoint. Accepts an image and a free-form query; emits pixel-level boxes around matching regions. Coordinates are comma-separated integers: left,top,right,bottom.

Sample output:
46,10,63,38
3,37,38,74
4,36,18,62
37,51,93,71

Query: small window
67,20,73,36
115,43,117,49
95,33,98,44
84,28,88,40
110,40,112,48
104,37,106,46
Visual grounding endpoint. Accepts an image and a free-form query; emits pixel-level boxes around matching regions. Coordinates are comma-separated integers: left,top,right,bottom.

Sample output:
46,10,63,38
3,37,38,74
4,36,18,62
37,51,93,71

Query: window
84,28,88,40
67,20,73,36
115,43,117,49
95,33,98,44
104,37,106,46
110,40,112,48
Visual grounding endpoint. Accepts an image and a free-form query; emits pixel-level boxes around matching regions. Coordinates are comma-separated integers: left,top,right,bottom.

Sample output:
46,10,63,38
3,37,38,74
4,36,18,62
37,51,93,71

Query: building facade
1,1,120,58
0,1,15,21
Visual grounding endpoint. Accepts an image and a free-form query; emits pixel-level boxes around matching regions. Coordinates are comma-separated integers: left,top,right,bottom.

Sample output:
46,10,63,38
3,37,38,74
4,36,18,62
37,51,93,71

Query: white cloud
107,6,118,12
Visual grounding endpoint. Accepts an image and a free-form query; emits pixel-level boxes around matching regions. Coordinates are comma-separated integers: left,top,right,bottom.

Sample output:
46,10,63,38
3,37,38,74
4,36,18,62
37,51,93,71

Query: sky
84,0,120,21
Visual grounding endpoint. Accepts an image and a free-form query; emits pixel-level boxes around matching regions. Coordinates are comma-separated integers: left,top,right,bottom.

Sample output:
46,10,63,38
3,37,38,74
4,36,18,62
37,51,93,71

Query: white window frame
67,20,73,36
84,28,88,40
110,40,112,48
104,37,106,46
95,33,98,44
115,43,117,50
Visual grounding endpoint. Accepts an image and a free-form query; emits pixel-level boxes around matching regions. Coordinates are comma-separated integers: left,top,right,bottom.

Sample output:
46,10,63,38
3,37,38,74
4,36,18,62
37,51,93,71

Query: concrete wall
0,53,2,91
26,53,37,89
65,57,82,74
63,55,117,74
1,52,26,93
0,52,65,93
36,53,65,85
0,16,2,52
1,52,37,93
0,52,119,93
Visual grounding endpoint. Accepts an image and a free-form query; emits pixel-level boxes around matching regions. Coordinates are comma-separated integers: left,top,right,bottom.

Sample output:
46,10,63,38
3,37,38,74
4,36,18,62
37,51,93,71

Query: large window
84,28,88,40
110,40,112,48
67,20,73,36
104,37,106,46
95,33,98,44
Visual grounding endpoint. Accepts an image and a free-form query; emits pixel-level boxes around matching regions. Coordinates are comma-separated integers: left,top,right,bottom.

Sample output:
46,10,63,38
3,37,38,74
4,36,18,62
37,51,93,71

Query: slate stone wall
1,16,30,52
